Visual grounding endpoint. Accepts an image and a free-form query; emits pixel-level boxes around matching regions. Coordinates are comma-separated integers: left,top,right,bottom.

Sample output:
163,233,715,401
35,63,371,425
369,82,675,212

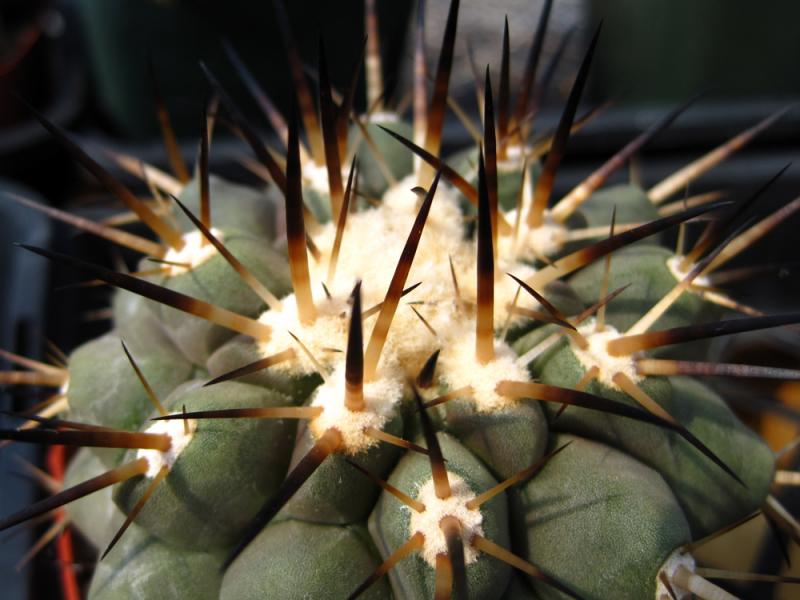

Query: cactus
3,1,800,599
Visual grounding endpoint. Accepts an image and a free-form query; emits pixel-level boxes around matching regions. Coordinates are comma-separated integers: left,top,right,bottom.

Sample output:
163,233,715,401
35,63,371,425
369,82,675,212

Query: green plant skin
220,519,391,600
114,380,297,550
294,125,414,226
502,574,542,599
369,432,511,600
529,333,673,478
189,364,210,380
568,244,707,333
50,111,773,600
89,524,224,600
532,336,773,537
557,185,661,257
14,0,784,593
497,162,542,212
539,281,587,317
111,288,175,354
150,228,291,365
435,395,548,481
449,146,543,212
64,449,127,551
206,334,322,400
510,324,561,375
534,331,675,413
175,175,282,240
71,192,771,600
575,184,659,230
502,281,586,344
282,408,404,524
520,434,691,600
353,117,415,198
604,375,773,538
67,333,193,467
302,183,334,224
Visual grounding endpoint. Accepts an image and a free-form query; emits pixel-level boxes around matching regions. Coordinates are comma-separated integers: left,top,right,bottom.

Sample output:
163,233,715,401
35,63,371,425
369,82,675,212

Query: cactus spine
2,1,799,599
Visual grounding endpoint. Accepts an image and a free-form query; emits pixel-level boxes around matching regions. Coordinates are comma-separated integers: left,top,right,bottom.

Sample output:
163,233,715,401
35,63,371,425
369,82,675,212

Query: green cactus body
370,433,511,600
89,525,224,600
175,175,281,239
531,328,772,537
352,115,415,198
434,393,547,480
502,574,541,599
5,3,788,598
437,395,548,481
575,184,659,229
206,334,321,398
19,127,776,600
451,146,543,212
301,165,335,224
419,332,550,483
281,408,405,524
563,375,773,538
110,288,172,353
114,380,297,549
64,449,127,550
568,244,710,333
221,520,391,600
148,228,291,365
520,434,692,600
52,159,772,598
67,333,192,467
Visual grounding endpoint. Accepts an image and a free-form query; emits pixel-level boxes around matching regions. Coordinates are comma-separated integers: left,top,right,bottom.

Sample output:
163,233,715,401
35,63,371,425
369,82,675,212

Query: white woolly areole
457,261,541,330
464,144,529,179
302,160,332,194
501,143,527,162
265,173,540,378
500,209,567,262
571,321,641,389
409,475,484,567
307,176,465,306
257,295,350,375
656,550,695,600
380,175,465,241
163,229,222,276
439,331,530,411
368,111,400,124
302,176,489,374
666,255,712,289
309,362,404,454
136,418,197,478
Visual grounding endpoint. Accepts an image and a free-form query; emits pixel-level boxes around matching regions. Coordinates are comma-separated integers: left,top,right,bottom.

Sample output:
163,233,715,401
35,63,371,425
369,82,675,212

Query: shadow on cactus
3,0,800,598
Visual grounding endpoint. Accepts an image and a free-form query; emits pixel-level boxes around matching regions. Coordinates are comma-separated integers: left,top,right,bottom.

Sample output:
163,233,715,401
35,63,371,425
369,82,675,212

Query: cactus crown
2,1,800,599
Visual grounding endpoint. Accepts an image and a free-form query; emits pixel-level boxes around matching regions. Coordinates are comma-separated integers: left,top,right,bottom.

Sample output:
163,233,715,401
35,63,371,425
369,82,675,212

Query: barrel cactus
2,1,800,599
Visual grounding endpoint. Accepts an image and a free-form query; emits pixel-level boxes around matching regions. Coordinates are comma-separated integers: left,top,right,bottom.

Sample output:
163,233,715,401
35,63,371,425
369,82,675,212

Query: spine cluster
2,2,798,599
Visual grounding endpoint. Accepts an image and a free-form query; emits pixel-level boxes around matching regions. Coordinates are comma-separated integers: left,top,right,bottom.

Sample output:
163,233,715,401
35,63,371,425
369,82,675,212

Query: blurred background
1,0,799,598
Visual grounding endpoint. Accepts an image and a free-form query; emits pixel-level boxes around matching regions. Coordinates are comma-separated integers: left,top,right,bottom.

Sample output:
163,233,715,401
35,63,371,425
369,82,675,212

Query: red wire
46,445,81,600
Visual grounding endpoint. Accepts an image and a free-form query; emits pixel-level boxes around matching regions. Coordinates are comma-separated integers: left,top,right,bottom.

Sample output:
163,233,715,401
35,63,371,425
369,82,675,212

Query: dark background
1,1,800,598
